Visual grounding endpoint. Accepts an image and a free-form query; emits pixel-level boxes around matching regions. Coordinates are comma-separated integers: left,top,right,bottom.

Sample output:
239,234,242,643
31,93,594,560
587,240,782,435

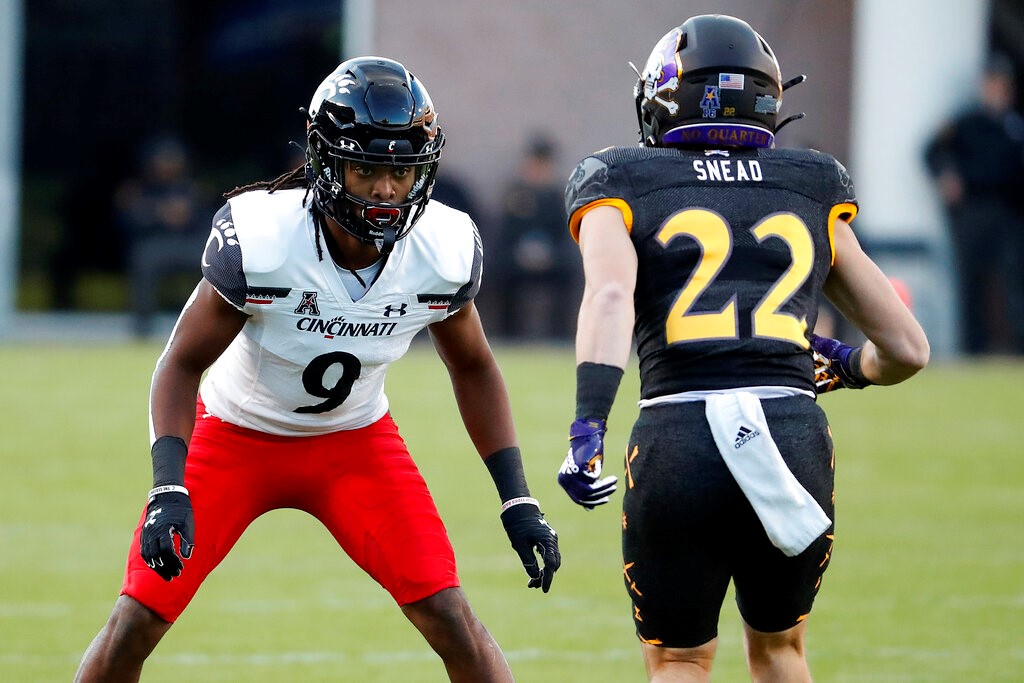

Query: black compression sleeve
151,436,188,487
484,447,531,503
846,347,872,387
575,362,624,420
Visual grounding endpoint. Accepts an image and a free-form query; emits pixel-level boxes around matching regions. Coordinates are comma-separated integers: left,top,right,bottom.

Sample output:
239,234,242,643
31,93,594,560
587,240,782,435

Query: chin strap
375,227,398,256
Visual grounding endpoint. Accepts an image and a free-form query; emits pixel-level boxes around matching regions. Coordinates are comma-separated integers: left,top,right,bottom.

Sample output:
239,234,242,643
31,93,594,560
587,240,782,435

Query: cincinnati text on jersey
297,316,399,339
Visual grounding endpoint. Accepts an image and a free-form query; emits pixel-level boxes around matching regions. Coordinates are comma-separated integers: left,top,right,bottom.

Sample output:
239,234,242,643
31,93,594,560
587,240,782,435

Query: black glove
140,489,194,581
499,500,560,593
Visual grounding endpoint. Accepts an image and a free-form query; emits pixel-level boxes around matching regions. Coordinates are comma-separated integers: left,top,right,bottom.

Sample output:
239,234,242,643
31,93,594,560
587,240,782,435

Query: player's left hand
499,500,560,592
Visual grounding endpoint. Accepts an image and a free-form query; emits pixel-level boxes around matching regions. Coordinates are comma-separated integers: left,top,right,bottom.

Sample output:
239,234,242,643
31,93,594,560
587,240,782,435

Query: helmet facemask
305,57,445,254
307,127,443,253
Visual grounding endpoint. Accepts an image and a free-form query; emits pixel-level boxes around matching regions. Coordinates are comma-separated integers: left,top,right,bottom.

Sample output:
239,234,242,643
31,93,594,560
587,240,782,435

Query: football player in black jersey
557,15,929,682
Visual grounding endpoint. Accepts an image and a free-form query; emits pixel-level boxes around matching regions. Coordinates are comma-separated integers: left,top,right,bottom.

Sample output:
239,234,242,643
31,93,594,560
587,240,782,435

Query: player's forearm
149,359,203,446
825,281,929,385
575,280,633,369
860,335,929,386
449,360,519,458
146,359,204,492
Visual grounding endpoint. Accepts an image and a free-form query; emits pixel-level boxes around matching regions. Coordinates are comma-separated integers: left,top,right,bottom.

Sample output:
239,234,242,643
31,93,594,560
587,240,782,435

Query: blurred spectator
115,134,209,337
494,134,581,341
925,55,1024,355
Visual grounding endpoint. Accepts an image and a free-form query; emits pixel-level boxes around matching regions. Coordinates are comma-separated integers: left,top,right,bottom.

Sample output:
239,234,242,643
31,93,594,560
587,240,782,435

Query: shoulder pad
227,190,308,274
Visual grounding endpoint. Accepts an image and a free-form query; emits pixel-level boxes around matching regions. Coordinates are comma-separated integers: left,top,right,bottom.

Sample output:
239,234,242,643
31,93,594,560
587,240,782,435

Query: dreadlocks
224,165,307,199
223,164,326,262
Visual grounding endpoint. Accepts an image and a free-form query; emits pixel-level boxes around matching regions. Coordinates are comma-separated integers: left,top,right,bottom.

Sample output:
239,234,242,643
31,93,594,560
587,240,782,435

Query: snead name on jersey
691,157,763,183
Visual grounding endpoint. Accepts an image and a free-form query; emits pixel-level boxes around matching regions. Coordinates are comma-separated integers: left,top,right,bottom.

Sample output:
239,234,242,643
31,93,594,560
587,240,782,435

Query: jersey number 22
658,208,813,348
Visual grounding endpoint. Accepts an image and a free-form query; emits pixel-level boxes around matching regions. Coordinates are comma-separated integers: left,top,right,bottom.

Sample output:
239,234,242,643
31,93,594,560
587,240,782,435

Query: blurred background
2,0,1024,355
2,4,1023,681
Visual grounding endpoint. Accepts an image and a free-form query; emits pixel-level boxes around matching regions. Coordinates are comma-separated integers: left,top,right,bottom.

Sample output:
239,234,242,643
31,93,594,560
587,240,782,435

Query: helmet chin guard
364,205,402,255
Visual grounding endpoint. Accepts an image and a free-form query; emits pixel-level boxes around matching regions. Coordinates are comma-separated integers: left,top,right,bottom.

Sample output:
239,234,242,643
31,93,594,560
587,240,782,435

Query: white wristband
148,485,189,501
501,496,539,512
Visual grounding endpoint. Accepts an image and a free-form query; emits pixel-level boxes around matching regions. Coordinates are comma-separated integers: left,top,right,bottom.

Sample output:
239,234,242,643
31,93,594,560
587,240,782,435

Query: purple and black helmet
635,15,799,149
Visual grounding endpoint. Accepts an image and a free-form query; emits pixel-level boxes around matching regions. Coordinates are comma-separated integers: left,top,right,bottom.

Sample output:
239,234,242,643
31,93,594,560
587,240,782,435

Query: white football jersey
195,188,481,436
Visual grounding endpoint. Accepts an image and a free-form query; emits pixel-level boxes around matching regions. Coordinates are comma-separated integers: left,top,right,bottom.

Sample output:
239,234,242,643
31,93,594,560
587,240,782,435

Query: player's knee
743,621,808,673
745,622,804,649
642,640,717,681
106,596,172,657
403,586,506,667
403,587,481,642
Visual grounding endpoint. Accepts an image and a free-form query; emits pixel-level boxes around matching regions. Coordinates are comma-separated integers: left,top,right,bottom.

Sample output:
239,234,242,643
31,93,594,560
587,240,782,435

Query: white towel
705,392,830,557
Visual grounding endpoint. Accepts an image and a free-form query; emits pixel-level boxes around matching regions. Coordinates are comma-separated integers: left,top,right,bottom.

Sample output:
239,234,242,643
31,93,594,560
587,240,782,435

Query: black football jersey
565,146,857,399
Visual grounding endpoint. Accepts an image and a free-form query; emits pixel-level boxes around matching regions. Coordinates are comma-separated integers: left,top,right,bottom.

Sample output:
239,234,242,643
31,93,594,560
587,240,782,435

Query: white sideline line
156,648,640,665
0,603,71,617
0,648,640,666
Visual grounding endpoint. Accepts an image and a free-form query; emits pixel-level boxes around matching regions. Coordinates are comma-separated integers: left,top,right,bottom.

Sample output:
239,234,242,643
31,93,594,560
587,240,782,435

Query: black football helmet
306,57,445,253
635,15,801,149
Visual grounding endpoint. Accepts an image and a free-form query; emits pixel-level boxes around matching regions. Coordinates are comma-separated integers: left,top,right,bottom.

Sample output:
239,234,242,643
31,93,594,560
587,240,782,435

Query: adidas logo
734,425,760,449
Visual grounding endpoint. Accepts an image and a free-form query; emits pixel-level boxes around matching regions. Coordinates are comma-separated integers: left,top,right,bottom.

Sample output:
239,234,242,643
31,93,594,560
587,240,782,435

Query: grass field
1,342,1022,682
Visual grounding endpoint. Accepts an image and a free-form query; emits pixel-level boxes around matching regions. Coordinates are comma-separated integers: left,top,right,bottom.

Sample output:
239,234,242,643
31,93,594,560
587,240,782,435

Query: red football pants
121,402,460,622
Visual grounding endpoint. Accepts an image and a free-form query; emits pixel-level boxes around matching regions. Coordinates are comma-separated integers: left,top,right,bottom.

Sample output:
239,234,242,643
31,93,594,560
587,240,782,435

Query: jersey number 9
296,351,362,414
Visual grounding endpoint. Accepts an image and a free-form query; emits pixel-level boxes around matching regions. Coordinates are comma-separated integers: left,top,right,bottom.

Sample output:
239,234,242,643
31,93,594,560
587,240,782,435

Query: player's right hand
812,350,845,393
557,418,618,509
140,491,194,581
810,334,868,391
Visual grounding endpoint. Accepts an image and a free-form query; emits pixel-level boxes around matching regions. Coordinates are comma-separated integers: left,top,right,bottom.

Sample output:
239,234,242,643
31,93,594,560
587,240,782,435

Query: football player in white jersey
75,57,560,683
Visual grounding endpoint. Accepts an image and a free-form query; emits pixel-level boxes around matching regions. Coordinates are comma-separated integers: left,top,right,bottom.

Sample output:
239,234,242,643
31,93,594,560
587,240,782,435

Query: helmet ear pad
636,15,785,148
305,57,445,249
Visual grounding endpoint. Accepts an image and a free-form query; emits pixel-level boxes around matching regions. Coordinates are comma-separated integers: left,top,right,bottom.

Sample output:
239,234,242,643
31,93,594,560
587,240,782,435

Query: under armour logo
144,508,162,528
383,303,408,317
